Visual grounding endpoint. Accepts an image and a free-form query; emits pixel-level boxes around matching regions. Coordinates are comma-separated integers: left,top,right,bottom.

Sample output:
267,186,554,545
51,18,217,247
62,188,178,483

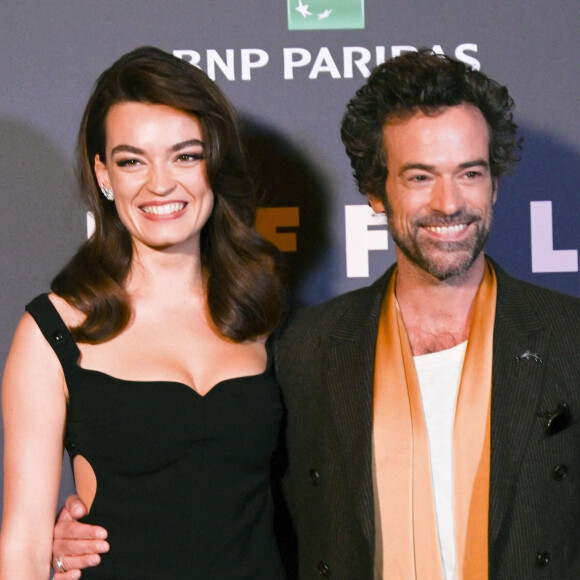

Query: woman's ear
94,155,110,189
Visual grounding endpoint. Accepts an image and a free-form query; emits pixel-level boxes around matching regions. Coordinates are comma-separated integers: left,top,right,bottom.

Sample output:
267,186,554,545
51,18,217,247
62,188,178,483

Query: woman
0,46,285,579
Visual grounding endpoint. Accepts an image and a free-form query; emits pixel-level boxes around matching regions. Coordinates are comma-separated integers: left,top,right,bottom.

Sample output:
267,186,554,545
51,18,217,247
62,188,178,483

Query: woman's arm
0,312,67,579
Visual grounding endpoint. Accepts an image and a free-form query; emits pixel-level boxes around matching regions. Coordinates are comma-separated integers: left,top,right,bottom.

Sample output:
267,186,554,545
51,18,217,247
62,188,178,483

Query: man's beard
385,206,493,281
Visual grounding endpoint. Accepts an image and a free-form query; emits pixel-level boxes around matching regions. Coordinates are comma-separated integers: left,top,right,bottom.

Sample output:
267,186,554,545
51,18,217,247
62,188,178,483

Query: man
52,50,580,578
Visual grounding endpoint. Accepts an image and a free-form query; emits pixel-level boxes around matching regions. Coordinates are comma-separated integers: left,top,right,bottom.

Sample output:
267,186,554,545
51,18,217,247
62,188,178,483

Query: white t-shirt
414,341,467,580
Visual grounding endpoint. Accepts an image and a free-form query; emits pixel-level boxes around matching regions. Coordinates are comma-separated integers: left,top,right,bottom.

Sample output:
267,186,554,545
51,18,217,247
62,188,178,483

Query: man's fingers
53,552,103,579
53,536,109,556
53,495,107,577
53,570,82,580
62,494,89,520
54,519,108,542
52,542,109,579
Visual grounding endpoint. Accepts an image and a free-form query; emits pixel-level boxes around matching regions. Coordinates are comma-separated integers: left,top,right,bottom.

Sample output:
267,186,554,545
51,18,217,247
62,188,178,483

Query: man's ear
366,193,385,213
492,178,498,204
94,155,110,189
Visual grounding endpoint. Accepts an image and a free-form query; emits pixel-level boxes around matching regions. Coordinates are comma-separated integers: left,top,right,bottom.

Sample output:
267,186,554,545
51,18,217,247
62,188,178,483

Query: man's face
368,103,496,281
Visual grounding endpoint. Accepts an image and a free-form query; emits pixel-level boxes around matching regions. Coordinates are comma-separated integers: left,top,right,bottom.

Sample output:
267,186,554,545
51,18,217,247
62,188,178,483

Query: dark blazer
275,259,580,579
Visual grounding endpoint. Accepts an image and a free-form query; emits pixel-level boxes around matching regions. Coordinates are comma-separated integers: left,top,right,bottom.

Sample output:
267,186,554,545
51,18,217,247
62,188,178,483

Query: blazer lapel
489,263,551,549
323,269,393,554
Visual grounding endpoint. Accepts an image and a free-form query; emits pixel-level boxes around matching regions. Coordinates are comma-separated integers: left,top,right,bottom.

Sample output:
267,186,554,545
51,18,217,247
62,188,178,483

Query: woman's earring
100,184,115,201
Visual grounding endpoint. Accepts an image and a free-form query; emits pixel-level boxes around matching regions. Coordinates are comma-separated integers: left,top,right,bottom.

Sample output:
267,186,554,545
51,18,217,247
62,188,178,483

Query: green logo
287,0,365,30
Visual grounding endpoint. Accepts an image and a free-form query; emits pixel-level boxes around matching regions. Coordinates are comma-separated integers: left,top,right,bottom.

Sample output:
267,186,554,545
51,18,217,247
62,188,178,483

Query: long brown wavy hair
52,46,283,343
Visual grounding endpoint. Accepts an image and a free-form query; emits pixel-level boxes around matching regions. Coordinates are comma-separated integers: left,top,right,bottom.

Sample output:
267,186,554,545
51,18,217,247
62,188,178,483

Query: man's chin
423,254,482,280
411,246,484,281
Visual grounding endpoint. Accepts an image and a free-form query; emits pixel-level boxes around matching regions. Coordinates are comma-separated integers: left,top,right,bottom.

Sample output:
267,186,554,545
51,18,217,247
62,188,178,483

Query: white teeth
142,202,185,216
425,224,467,234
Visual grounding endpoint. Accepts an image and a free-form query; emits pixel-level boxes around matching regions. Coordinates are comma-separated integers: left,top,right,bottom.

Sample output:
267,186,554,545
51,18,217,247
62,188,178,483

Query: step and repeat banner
1,0,579,509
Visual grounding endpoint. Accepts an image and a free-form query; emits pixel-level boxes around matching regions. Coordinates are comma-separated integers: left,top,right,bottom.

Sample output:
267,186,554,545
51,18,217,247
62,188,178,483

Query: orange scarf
373,262,496,579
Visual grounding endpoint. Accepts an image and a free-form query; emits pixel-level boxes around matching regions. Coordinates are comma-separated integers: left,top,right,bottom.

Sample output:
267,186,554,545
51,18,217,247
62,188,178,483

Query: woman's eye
178,153,203,162
117,158,141,167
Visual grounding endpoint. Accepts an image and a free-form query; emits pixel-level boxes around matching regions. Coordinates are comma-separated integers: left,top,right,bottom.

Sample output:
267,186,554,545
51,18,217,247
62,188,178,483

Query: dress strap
25,293,81,369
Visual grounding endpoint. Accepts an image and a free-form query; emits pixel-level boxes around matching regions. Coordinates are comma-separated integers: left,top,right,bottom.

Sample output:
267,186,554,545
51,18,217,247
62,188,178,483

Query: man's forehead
381,103,491,163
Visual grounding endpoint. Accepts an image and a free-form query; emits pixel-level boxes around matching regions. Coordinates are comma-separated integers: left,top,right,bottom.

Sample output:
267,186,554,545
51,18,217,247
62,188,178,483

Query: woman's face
94,102,214,256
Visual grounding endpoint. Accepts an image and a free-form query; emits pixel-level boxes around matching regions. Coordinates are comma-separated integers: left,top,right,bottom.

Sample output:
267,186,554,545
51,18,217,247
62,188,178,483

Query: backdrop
1,0,579,514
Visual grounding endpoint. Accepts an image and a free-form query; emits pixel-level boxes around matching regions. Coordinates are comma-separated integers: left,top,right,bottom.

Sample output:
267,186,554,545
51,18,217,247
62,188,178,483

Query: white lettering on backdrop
174,43,480,81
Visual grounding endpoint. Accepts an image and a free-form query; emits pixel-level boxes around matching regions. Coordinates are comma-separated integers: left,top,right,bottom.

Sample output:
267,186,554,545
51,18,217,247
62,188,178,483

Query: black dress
26,294,286,579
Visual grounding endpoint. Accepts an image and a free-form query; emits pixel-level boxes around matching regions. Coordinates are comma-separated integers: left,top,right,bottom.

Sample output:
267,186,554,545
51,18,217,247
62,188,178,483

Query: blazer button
316,561,331,576
310,469,321,486
552,464,569,481
536,551,550,568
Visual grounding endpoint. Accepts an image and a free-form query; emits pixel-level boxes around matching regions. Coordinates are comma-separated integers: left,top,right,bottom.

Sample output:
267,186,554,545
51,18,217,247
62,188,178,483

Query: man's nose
428,177,464,214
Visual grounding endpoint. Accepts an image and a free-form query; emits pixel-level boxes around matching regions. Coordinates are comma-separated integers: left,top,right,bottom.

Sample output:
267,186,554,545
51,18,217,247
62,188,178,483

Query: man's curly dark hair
340,49,522,199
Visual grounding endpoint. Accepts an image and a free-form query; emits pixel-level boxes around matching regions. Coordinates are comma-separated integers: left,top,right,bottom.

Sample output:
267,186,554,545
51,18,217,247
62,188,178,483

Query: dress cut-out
72,454,97,510
26,294,285,579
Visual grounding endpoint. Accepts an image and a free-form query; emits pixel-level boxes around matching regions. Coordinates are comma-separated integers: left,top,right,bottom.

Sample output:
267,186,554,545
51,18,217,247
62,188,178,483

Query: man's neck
394,255,485,356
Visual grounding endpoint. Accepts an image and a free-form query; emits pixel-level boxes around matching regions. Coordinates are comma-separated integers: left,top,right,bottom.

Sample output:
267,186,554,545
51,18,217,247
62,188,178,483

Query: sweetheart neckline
29,294,274,398
73,364,271,398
